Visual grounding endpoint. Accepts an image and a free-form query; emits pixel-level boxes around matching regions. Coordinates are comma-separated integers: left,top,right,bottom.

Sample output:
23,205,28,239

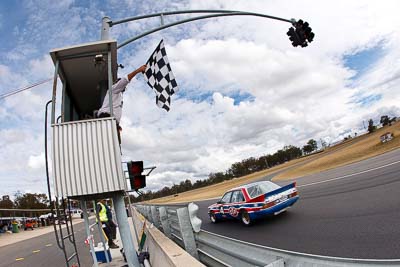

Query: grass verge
146,121,400,204
273,121,400,181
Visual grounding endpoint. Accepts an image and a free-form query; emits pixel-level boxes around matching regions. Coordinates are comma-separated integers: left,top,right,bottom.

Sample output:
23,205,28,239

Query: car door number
228,207,239,217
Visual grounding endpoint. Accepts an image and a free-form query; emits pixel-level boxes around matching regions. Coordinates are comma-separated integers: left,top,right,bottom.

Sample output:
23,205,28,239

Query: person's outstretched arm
127,65,146,81
112,65,147,94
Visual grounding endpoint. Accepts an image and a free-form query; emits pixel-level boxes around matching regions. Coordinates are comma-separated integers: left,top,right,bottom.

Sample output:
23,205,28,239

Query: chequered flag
144,39,178,111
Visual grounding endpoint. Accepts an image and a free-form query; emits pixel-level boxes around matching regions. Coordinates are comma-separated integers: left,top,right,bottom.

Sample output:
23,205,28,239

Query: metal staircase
51,197,81,267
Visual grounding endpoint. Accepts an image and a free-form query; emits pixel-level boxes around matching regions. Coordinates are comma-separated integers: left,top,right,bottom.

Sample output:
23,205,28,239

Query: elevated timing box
49,40,127,198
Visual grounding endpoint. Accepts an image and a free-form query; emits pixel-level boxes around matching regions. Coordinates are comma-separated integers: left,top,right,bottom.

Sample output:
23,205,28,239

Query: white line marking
298,160,400,188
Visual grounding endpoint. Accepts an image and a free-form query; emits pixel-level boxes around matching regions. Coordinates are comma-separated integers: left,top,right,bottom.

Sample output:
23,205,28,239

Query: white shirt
98,76,130,124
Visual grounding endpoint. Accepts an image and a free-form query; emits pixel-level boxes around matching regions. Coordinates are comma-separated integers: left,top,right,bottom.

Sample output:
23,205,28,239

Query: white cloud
28,55,54,80
28,153,45,169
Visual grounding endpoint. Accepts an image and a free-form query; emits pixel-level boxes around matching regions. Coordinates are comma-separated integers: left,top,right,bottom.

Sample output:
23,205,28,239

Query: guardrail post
139,205,144,215
265,258,284,267
177,207,199,259
188,203,202,233
159,207,172,238
151,206,160,228
146,206,153,222
142,206,147,218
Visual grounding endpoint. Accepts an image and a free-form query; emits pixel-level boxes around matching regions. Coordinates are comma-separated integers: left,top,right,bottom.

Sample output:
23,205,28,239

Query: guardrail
130,205,204,267
135,203,400,267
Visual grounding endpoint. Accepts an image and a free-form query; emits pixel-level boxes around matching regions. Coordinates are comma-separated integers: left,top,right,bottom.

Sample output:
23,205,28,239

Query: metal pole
81,201,99,267
101,16,111,40
113,192,140,267
51,60,59,124
126,194,140,245
160,14,164,26
110,9,292,26
61,82,66,123
101,18,113,119
117,11,293,49
107,49,113,117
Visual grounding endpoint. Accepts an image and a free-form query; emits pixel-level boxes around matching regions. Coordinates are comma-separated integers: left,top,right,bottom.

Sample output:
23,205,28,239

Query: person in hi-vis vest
96,199,119,249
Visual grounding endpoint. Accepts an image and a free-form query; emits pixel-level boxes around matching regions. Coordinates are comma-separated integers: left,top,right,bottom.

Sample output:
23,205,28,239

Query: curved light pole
101,10,313,48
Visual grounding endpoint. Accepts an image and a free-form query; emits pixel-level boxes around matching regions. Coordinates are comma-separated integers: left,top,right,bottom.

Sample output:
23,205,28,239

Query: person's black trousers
102,222,114,246
108,220,117,239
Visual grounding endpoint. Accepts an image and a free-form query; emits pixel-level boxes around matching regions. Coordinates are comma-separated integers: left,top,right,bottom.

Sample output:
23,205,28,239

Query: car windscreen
246,182,281,198
220,191,233,203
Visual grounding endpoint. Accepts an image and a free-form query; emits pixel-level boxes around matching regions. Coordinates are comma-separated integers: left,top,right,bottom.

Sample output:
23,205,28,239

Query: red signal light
127,161,146,191
128,161,143,176
132,175,146,191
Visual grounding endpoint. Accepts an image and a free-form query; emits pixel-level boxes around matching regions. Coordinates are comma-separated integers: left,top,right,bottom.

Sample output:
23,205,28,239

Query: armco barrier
135,203,400,267
130,205,205,267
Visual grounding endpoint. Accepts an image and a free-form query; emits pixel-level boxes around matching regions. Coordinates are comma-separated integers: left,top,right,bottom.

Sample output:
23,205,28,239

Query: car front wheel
241,210,252,226
210,213,218,223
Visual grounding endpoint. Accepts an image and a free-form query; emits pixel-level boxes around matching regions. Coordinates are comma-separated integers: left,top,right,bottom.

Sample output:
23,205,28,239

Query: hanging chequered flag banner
144,39,178,111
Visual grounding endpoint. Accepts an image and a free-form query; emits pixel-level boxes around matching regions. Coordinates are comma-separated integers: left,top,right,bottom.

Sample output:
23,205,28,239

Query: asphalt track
2,149,399,265
0,220,98,267
195,148,400,259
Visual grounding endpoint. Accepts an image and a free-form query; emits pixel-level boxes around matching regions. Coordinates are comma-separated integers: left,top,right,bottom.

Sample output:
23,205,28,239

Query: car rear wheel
241,210,252,226
210,213,218,223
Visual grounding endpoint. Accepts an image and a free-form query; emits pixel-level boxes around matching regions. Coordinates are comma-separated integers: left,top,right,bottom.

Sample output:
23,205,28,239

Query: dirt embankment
146,121,400,204
274,121,400,181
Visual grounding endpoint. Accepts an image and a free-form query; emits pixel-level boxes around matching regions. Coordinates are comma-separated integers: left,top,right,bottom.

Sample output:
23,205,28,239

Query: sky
1,0,400,198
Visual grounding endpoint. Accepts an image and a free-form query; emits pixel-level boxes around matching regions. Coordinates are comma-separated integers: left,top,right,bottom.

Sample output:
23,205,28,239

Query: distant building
380,132,394,143
2,195,10,201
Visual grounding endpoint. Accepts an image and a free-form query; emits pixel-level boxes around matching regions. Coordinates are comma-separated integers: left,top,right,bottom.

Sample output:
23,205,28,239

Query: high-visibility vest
97,203,108,222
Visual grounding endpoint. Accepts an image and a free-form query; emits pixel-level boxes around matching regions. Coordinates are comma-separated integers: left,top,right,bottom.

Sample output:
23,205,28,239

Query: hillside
146,121,400,204
274,121,400,180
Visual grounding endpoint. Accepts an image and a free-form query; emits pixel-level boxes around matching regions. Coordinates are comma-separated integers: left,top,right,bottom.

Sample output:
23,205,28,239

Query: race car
208,181,299,225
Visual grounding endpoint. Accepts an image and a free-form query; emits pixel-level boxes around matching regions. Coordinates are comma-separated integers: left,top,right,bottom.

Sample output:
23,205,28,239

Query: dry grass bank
274,121,400,181
145,154,321,204
145,139,356,204
145,165,285,204
146,121,400,204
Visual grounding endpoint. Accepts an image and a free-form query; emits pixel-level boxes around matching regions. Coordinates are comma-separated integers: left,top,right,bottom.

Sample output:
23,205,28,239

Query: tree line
0,192,49,209
133,140,319,202
367,115,397,134
0,192,49,217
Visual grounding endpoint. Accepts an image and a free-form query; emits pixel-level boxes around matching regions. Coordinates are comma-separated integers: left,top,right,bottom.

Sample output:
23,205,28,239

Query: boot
109,242,119,249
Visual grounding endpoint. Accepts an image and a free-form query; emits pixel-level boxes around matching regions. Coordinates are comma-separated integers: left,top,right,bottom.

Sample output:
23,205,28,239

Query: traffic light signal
287,27,302,47
288,19,315,47
127,161,146,190
302,21,314,42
